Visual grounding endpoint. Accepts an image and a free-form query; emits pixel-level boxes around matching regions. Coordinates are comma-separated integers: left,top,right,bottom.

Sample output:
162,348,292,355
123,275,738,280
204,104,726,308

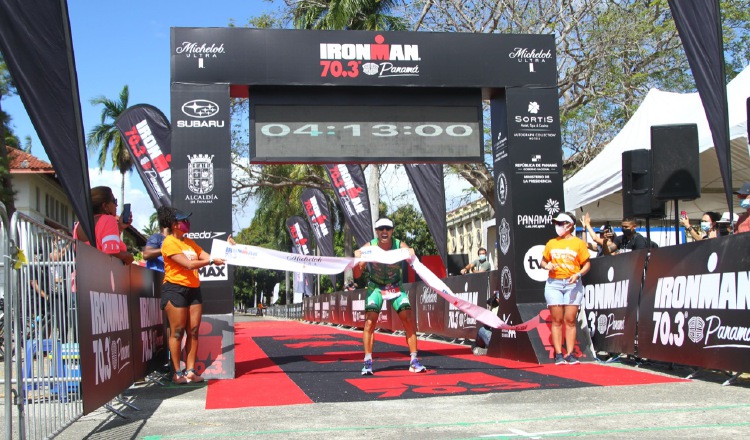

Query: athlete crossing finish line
352,218,424,375
210,226,537,372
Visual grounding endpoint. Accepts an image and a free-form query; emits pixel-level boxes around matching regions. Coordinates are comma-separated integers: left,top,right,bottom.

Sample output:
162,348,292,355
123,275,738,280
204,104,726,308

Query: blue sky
3,1,283,231
3,0,473,232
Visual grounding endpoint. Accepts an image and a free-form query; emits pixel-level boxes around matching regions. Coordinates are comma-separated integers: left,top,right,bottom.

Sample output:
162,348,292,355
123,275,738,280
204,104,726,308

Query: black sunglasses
375,226,393,231
553,221,569,226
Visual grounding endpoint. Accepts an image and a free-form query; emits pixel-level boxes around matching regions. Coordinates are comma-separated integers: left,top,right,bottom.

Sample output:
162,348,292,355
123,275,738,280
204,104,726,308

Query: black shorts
161,282,203,309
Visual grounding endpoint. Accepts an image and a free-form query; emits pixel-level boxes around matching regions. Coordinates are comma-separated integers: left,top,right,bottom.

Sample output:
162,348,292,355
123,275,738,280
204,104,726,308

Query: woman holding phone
74,186,134,265
158,206,225,384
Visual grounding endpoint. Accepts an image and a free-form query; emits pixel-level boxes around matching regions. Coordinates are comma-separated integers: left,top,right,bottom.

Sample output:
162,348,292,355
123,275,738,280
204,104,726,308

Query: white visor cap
374,218,394,229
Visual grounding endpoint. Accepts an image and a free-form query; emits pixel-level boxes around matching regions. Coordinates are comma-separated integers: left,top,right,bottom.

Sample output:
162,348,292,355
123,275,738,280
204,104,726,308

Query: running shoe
361,359,373,375
409,358,427,373
554,353,566,365
564,354,580,365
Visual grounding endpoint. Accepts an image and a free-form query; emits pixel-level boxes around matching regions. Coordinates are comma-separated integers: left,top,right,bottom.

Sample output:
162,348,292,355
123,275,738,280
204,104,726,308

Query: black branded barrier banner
490,87,564,304
170,83,234,315
130,267,166,381
76,244,135,415
325,164,373,248
0,0,96,243
439,274,491,340
405,164,447,268
171,28,556,89
194,314,235,379
581,250,647,355
115,104,173,208
300,188,337,287
638,235,750,372
487,270,541,363
416,281,447,335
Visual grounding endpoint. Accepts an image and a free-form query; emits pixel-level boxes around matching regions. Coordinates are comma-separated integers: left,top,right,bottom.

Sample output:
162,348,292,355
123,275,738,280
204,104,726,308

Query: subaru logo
182,100,219,118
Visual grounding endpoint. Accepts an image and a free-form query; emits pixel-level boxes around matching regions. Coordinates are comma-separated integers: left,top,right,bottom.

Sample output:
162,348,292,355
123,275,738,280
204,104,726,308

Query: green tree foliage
0,53,18,212
86,85,133,205
396,0,750,202
389,203,437,258
290,0,408,30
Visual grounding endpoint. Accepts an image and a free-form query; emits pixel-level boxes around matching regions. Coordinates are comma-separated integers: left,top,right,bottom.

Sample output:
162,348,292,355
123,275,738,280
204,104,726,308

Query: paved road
6,314,750,439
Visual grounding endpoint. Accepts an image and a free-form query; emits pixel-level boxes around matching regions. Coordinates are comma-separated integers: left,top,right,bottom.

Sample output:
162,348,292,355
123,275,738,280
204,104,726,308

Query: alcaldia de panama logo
319,34,420,79
187,154,214,195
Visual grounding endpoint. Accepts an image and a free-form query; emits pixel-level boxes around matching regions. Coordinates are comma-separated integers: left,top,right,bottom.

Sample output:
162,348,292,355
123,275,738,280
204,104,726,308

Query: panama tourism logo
187,154,214,194
544,199,560,216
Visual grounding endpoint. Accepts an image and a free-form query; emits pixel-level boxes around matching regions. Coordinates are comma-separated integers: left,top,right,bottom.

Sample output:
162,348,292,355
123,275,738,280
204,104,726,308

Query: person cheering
540,212,590,365
159,207,224,384
734,182,750,234
680,211,721,241
353,217,426,375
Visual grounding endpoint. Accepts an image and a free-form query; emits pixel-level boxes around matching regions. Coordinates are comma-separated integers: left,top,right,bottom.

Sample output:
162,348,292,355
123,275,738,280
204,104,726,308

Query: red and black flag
115,104,173,208
324,164,372,248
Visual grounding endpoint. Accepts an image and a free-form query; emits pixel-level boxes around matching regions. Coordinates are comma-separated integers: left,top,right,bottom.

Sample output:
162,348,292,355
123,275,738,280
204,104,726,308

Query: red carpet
205,321,686,409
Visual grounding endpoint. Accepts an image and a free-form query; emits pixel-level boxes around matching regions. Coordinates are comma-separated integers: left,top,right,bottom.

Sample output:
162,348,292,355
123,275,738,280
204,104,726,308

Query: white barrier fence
1,206,82,439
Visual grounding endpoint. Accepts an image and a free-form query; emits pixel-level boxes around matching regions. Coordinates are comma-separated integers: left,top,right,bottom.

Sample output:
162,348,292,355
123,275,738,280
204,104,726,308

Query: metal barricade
1,202,13,440
3,210,83,439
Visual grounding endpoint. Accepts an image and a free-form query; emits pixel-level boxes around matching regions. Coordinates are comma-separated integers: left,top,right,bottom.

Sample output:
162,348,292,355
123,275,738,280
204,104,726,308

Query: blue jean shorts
544,278,584,306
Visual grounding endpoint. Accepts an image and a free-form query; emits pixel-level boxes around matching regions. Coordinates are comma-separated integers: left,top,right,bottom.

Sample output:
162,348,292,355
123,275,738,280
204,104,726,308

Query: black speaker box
622,149,665,218
650,124,701,200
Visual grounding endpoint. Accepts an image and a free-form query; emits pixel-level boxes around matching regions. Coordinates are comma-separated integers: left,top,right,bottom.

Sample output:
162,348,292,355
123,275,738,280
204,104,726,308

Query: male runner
353,217,427,375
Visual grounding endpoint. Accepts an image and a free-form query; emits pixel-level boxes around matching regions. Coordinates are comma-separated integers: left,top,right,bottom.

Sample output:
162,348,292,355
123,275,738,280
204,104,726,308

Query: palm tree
86,85,132,206
290,0,408,242
291,0,407,31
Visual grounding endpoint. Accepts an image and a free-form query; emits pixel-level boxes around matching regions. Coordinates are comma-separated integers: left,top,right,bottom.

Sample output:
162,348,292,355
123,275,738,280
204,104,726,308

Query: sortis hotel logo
319,34,420,79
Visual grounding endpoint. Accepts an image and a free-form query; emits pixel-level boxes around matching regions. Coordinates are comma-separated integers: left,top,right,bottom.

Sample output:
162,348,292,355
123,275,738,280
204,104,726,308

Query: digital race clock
249,87,483,164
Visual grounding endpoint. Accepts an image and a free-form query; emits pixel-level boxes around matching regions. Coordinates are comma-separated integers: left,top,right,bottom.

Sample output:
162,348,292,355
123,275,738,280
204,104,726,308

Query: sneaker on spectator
472,347,488,356
361,359,373,375
565,353,580,365
409,358,427,373
554,353,566,365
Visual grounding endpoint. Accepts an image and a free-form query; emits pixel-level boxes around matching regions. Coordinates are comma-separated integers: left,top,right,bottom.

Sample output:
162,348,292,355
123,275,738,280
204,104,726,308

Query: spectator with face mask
460,248,491,274
733,182,750,234
604,218,651,255
540,212,590,365
680,211,721,241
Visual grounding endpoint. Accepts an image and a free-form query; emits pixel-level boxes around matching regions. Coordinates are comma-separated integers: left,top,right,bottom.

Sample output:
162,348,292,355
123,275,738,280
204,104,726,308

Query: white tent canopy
564,64,750,222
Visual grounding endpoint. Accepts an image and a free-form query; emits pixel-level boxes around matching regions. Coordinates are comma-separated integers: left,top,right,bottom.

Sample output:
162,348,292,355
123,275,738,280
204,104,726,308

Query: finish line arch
170,28,564,376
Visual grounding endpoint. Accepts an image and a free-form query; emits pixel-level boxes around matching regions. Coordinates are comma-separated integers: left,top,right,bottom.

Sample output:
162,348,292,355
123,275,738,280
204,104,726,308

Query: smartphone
680,210,687,219
121,203,132,225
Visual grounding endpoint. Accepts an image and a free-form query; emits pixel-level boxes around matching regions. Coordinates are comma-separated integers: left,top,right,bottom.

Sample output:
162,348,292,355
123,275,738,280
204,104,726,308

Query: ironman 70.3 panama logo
319,35,420,79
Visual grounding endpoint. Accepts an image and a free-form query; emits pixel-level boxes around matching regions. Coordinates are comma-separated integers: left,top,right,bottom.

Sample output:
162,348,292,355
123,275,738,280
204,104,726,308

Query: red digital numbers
320,60,360,78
